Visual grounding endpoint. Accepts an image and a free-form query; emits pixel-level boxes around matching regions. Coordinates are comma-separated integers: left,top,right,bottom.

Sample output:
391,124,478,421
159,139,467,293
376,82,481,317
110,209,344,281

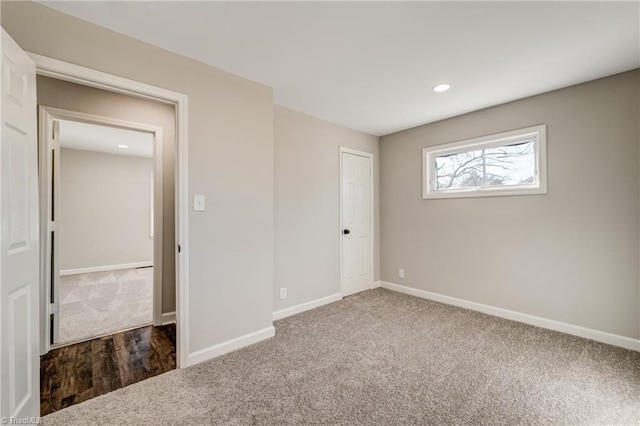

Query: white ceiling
40,1,640,136
59,120,154,158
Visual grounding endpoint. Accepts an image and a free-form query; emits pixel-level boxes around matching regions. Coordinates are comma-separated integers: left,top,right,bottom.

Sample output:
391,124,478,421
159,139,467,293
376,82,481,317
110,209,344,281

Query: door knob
343,229,350,235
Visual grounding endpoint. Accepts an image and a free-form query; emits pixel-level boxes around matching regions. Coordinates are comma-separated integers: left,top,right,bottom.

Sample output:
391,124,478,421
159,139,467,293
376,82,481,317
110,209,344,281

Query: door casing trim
29,52,190,368
38,106,165,353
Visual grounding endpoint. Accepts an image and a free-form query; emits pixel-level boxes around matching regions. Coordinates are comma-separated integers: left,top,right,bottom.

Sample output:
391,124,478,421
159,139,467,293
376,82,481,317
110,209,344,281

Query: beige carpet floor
43,288,640,425
58,267,153,345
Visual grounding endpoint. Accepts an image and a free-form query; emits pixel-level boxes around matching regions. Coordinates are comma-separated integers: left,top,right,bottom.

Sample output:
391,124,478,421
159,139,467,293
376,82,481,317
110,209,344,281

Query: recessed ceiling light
433,83,450,93
118,144,129,149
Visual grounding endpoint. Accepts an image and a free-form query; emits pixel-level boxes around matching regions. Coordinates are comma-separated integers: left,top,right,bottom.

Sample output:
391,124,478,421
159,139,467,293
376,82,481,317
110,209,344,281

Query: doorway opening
36,73,181,414
40,111,164,348
0,40,189,420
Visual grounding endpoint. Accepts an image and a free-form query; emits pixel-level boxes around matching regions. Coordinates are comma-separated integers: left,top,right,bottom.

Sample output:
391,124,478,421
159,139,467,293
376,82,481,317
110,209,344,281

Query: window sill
423,185,547,200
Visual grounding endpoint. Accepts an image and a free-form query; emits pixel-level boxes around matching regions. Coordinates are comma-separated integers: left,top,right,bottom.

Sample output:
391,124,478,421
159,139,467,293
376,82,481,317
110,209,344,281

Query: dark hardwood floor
40,323,176,416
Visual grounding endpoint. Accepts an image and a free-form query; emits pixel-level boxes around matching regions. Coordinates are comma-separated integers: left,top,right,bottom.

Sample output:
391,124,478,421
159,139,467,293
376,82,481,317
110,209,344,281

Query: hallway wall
59,148,154,272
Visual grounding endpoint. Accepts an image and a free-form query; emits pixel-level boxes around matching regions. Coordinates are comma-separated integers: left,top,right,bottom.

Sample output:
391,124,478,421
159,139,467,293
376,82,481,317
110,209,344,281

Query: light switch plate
194,195,205,212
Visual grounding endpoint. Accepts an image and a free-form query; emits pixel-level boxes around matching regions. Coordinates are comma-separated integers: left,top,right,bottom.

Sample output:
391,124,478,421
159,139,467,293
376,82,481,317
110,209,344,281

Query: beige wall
3,1,274,354
37,75,177,315
380,70,640,339
60,148,153,271
274,106,379,311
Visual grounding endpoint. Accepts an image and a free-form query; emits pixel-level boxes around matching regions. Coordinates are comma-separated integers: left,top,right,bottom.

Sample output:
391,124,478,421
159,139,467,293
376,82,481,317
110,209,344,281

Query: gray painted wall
3,1,274,354
36,75,177,315
274,106,379,311
380,70,640,339
59,148,154,271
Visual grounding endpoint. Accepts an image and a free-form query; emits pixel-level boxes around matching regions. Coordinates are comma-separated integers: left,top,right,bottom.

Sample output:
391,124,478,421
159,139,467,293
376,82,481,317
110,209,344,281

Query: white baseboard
380,281,640,352
160,311,176,325
372,281,381,289
187,326,275,367
273,293,342,321
60,261,153,276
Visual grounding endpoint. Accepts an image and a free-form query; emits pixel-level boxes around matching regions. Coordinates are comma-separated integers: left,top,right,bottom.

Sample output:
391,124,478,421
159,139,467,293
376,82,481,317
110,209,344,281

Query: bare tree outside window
423,125,546,199
435,141,535,190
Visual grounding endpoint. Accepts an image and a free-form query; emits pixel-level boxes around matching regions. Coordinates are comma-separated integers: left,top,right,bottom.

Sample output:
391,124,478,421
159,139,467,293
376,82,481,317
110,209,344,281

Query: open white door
41,117,60,348
340,149,373,297
0,28,41,419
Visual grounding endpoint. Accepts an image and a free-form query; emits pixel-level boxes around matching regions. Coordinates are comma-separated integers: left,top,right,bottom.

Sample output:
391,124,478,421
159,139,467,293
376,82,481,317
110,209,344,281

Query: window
423,124,547,199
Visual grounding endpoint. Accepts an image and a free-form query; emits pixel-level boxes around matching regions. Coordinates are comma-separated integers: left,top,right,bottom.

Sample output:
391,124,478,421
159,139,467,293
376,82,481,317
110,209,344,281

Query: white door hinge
49,221,58,232
49,140,59,150
49,303,59,315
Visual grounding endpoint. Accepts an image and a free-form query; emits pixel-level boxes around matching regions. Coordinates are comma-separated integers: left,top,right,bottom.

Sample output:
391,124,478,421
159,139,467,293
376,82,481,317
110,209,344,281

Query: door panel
9,284,33,414
341,151,372,297
6,124,29,251
1,28,40,418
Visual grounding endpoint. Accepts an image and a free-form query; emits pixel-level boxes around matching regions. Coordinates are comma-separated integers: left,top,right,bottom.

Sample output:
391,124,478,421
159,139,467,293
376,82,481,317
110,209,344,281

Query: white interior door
1,28,41,419
38,111,61,353
340,150,373,297
49,120,60,346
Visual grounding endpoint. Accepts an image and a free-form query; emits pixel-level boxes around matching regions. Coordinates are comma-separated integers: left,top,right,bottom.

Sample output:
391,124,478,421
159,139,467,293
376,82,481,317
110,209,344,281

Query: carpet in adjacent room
58,267,153,345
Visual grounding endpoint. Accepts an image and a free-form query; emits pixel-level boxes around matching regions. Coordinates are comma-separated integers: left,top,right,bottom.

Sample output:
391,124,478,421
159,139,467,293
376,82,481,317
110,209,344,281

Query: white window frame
422,124,547,200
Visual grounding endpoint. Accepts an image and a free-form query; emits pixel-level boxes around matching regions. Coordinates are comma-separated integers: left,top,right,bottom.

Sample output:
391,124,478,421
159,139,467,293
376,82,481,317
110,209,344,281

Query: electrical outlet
280,288,287,300
399,268,405,279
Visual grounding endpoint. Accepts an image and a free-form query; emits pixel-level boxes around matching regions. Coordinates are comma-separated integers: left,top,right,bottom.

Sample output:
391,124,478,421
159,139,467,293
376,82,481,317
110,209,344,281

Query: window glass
423,125,546,199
